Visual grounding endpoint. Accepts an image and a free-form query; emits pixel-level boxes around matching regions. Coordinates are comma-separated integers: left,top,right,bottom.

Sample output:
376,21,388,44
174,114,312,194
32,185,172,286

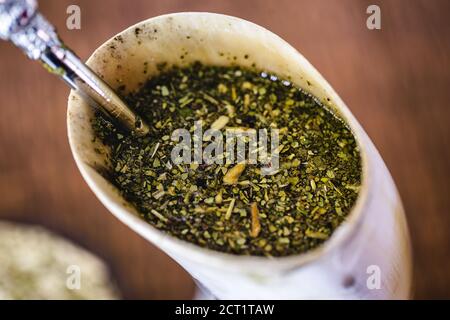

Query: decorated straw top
0,0,149,136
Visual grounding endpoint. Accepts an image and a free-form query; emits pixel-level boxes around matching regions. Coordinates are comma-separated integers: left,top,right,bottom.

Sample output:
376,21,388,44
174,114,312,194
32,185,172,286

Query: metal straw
0,0,149,136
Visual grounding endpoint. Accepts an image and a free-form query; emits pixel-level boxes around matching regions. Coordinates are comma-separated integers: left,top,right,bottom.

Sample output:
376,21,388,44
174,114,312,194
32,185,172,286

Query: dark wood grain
0,0,448,299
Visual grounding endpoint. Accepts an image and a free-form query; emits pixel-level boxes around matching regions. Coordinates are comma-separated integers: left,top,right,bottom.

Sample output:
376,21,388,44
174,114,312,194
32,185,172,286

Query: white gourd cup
67,13,412,299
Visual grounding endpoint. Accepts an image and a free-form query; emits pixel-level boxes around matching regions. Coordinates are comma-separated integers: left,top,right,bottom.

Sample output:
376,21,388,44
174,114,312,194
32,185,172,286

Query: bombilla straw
0,0,150,136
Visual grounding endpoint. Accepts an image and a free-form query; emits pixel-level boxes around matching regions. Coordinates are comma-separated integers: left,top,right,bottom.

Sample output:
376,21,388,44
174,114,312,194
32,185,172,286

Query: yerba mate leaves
92,62,362,256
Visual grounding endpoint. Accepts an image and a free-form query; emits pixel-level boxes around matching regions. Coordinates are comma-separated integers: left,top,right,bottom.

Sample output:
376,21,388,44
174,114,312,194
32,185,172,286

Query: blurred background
0,0,449,299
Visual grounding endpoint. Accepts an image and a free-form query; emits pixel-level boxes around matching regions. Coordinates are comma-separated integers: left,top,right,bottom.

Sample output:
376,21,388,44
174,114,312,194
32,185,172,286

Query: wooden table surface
0,0,449,299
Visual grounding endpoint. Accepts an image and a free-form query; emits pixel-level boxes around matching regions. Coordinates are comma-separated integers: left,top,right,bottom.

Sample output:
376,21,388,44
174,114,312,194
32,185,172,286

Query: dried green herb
92,62,362,256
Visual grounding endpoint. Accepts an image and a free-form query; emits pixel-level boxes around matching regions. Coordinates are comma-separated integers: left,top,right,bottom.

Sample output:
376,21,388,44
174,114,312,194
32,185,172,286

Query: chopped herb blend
92,62,362,256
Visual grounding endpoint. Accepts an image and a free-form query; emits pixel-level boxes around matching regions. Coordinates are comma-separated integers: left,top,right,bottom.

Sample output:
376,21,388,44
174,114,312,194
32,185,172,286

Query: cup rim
67,12,371,272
